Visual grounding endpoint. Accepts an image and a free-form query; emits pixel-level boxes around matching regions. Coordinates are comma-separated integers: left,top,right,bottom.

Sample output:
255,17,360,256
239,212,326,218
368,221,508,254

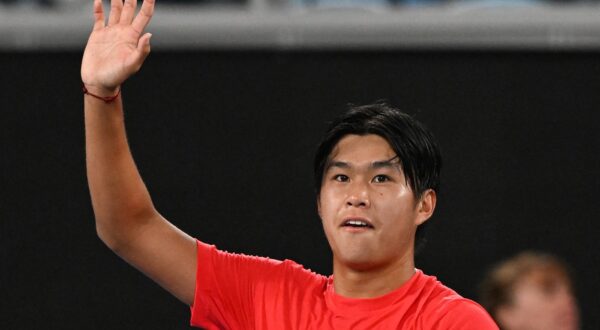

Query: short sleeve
190,240,286,329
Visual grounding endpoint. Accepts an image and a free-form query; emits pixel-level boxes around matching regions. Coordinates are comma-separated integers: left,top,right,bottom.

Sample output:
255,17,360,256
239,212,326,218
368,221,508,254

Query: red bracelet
82,84,121,103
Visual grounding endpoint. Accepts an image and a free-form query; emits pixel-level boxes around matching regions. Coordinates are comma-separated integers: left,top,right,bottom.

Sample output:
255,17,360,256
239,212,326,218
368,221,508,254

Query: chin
337,253,381,270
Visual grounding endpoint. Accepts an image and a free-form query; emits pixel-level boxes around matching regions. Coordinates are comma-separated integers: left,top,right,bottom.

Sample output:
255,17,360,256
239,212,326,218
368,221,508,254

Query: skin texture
83,0,196,305
82,0,153,95
318,134,436,298
497,270,579,330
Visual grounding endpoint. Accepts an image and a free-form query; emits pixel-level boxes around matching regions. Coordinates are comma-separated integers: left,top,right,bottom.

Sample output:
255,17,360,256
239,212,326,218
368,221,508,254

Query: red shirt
191,240,498,329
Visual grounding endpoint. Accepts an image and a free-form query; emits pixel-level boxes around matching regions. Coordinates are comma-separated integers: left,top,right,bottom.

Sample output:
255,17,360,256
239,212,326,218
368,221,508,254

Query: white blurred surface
1,3,600,50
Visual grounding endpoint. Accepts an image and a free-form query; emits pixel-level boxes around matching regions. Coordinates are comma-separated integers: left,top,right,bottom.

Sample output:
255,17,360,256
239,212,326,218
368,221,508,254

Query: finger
125,33,152,73
138,32,152,56
131,0,154,34
92,0,105,31
119,0,137,25
107,0,123,26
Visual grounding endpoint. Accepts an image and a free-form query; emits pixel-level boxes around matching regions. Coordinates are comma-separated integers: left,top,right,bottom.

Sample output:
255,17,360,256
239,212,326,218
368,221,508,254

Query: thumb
138,32,152,58
126,33,152,74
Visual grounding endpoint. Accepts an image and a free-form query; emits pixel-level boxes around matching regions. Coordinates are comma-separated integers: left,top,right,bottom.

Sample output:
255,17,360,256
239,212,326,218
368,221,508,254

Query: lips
340,217,374,229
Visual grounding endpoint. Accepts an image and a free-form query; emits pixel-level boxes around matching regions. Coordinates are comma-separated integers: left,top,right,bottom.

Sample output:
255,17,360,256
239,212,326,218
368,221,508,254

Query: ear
316,196,322,219
414,189,436,226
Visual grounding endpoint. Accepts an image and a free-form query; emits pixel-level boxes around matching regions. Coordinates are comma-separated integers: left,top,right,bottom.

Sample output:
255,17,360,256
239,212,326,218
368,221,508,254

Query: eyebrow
372,158,401,169
326,156,400,171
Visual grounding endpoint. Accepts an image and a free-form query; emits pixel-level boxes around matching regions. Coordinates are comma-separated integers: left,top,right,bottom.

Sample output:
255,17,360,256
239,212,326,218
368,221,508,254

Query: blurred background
1,1,599,329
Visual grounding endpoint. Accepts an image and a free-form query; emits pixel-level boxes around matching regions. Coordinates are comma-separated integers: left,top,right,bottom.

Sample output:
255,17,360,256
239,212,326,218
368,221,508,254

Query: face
498,270,579,330
318,134,434,272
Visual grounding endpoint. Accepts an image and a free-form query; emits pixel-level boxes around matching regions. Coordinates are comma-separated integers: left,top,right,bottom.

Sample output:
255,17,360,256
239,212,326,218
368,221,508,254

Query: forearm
85,93,157,248
80,0,198,305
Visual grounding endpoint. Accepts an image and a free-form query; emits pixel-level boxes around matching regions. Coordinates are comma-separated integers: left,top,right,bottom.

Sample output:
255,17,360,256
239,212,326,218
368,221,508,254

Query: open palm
81,0,154,94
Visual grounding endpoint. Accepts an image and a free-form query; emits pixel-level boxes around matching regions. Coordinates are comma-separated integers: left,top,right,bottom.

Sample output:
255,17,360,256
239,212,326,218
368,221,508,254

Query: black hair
313,102,442,251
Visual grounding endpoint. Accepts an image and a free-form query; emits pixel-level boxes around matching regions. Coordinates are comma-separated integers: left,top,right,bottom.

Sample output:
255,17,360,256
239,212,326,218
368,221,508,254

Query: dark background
1,50,598,329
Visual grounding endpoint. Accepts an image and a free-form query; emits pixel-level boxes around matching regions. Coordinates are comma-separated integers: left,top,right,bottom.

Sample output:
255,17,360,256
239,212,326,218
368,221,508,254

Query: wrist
82,83,119,97
82,83,121,103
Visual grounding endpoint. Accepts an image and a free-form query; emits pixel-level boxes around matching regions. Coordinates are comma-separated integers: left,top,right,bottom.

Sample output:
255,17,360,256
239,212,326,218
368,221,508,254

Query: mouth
340,218,374,230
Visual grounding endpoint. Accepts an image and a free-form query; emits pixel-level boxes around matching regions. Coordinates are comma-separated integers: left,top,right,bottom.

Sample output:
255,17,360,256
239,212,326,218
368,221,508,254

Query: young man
479,252,579,330
82,0,497,328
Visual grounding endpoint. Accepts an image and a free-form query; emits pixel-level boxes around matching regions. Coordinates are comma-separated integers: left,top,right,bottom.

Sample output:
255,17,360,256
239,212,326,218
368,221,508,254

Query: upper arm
110,213,197,306
191,245,290,329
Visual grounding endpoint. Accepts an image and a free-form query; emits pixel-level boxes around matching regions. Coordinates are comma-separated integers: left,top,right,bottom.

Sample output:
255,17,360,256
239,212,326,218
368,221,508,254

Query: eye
372,175,390,183
334,174,349,182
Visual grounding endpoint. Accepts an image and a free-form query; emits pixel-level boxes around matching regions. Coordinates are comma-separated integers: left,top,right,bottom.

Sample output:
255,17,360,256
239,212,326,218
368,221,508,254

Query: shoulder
416,271,498,329
192,240,328,328
196,240,326,285
436,298,498,329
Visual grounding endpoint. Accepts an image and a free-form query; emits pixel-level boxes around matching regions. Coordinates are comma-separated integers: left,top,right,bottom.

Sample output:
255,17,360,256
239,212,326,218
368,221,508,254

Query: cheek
378,191,411,213
319,186,343,211
317,195,332,221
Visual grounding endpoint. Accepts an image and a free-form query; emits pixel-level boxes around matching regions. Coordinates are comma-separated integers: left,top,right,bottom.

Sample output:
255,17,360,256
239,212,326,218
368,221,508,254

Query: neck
332,251,416,298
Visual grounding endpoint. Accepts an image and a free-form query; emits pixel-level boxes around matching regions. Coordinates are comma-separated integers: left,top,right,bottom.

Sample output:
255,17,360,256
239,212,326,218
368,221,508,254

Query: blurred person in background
479,251,579,330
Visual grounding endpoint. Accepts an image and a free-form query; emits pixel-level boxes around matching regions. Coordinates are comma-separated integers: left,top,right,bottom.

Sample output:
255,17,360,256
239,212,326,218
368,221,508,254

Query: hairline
318,133,418,198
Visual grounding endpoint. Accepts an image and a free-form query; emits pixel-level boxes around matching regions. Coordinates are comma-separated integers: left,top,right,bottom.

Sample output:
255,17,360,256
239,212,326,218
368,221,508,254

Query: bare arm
82,0,196,305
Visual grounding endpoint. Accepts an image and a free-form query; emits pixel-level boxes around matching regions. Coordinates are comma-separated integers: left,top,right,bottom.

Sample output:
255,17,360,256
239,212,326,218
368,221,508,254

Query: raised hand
81,0,155,96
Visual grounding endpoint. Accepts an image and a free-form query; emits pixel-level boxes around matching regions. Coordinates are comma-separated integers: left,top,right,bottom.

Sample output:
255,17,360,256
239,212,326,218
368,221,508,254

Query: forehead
328,134,397,163
520,268,571,289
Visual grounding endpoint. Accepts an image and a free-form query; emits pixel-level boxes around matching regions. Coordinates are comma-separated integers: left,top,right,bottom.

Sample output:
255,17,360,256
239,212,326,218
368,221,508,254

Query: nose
345,182,370,208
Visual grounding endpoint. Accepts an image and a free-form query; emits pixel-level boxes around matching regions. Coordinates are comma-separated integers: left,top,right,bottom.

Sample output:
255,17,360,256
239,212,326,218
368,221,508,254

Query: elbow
95,220,124,252
93,206,157,253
